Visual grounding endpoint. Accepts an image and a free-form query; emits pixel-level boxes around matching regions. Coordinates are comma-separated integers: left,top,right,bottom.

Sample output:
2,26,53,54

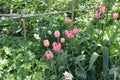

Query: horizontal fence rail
0,9,81,18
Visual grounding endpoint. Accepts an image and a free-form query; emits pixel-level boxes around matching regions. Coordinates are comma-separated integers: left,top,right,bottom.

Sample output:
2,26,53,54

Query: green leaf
109,68,119,75
74,55,85,65
103,47,109,80
57,15,63,21
70,38,80,53
31,72,44,80
78,37,88,45
109,27,118,44
58,66,65,72
89,52,99,70
91,66,96,80
49,74,57,80
3,46,11,55
76,65,86,80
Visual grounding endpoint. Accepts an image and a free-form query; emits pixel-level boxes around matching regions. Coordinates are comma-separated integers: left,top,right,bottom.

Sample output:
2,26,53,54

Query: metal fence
0,0,78,40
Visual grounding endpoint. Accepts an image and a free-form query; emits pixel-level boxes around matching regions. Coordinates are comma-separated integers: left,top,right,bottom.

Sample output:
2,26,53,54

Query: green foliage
89,52,99,70
0,0,120,80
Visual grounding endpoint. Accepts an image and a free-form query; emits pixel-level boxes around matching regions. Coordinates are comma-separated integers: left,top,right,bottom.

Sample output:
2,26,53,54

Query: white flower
33,34,40,40
63,71,73,80
47,30,52,35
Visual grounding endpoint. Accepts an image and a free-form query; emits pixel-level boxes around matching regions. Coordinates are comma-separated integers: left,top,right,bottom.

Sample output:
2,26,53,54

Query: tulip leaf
89,52,99,70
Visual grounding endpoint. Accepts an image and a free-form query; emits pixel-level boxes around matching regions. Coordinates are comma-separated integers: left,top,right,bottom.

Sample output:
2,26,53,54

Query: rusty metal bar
21,9,27,40
71,0,75,28
0,9,81,18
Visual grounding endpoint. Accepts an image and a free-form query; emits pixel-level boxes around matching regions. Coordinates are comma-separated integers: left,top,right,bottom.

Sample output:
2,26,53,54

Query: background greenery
0,0,120,80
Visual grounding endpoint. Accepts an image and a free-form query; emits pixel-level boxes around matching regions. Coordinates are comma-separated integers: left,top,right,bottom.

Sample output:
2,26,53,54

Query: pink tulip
113,12,119,19
94,11,100,19
45,50,54,59
65,30,74,39
54,30,60,38
52,42,62,52
60,38,65,43
43,40,50,47
72,27,78,35
99,6,106,14
65,17,71,23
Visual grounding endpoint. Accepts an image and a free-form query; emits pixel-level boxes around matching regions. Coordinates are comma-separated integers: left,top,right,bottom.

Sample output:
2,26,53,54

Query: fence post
21,9,27,40
71,0,75,28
